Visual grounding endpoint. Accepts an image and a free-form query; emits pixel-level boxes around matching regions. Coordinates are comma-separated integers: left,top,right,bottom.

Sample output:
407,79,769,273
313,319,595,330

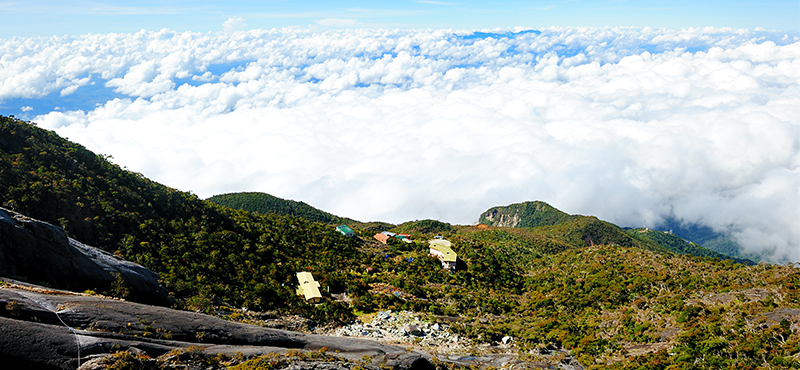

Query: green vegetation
659,216,762,262
207,192,356,226
629,228,754,265
0,116,362,315
392,219,455,235
3,114,800,369
480,201,749,264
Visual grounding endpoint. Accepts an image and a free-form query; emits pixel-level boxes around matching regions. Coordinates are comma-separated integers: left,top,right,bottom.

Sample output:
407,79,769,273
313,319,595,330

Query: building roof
296,271,322,301
374,233,390,244
336,225,354,235
428,239,452,247
429,239,457,262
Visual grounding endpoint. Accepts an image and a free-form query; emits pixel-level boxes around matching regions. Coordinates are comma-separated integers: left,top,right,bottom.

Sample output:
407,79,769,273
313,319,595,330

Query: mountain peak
479,201,572,228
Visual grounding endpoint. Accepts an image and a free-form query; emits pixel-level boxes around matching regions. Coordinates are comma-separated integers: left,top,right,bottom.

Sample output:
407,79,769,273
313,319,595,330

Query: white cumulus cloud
222,17,247,33
1,27,799,261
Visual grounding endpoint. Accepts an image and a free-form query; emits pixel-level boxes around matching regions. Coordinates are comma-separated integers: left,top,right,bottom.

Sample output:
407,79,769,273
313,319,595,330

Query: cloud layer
1,27,799,261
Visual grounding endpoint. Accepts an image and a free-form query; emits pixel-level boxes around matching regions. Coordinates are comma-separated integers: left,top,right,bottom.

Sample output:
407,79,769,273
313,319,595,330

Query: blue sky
1,0,798,38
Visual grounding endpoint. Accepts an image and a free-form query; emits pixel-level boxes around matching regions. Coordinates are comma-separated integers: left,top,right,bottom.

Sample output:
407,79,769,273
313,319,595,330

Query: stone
403,325,421,336
0,286,433,370
0,208,171,306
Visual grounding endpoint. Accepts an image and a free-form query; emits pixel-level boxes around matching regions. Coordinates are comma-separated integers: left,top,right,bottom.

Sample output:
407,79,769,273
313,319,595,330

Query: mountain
207,192,356,225
627,227,754,265
479,200,572,228
659,216,763,261
479,201,751,264
3,115,800,369
0,116,364,317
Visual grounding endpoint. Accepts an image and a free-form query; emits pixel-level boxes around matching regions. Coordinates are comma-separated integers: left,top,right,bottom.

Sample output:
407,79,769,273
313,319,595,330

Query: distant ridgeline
479,201,754,265
206,192,355,225
658,216,761,262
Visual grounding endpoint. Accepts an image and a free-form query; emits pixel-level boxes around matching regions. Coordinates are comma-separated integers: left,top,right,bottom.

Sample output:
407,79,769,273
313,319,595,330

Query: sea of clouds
1,27,799,261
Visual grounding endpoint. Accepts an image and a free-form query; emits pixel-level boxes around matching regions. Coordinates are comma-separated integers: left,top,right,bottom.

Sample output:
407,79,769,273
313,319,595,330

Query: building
295,271,323,303
374,233,390,244
336,225,354,237
428,239,457,272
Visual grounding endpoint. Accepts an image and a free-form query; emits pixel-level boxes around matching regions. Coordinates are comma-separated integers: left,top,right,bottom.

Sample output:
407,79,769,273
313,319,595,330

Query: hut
295,271,323,303
374,233,390,244
428,239,457,272
336,225,354,237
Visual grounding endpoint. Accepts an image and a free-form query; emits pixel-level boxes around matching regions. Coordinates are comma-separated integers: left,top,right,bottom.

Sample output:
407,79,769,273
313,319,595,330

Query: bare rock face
0,207,171,306
0,286,432,370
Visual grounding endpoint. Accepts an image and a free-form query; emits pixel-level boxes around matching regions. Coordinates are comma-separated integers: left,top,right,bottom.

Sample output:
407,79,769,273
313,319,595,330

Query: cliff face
481,208,523,228
0,207,171,306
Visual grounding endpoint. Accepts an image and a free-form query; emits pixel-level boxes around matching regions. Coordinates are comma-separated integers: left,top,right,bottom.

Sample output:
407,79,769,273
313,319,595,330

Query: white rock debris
330,310,472,351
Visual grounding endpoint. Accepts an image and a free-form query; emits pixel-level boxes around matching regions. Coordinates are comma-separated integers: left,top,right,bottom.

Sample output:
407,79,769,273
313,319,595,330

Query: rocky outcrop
0,285,432,370
0,207,171,306
478,201,572,228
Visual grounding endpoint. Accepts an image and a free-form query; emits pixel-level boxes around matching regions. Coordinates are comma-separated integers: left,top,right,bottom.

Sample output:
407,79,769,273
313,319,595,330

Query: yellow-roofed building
428,239,457,272
296,271,322,303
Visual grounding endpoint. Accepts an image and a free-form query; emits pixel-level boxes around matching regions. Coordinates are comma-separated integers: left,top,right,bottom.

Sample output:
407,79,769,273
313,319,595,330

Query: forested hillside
479,201,751,264
3,115,800,368
207,192,355,225
0,116,361,319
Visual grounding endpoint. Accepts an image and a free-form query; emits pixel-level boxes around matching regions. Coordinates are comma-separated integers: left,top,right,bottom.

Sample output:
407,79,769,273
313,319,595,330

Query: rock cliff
0,207,171,306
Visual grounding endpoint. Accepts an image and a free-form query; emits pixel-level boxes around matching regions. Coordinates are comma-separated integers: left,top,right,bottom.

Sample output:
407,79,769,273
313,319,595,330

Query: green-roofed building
336,224,354,237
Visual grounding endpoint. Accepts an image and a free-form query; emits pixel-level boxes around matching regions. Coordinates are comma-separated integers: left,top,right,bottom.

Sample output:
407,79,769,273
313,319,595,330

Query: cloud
2,27,800,261
222,17,247,33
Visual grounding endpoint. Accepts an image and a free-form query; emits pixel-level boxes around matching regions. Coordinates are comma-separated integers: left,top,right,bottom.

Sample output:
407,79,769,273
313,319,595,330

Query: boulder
0,208,171,306
0,286,433,370
403,324,421,336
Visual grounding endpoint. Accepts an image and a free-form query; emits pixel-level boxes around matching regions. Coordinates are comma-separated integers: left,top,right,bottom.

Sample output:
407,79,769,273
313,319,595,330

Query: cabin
295,271,323,303
336,225,354,237
374,233,390,244
428,239,457,272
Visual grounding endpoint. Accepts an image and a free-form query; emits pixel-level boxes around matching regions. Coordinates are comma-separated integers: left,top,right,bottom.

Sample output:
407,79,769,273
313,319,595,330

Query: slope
207,192,356,225
628,227,754,265
0,116,364,316
479,201,744,262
